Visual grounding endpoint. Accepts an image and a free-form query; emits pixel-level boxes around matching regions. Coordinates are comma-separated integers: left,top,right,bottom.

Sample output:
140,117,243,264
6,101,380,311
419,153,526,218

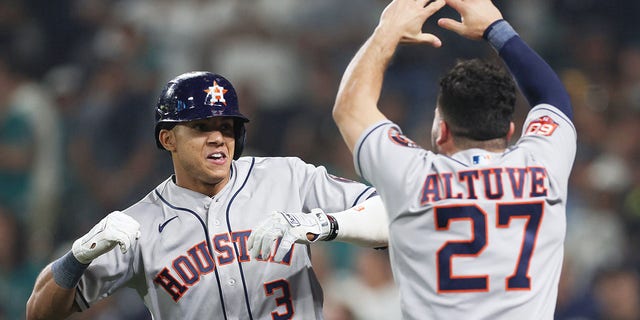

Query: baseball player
253,0,576,319
26,71,389,320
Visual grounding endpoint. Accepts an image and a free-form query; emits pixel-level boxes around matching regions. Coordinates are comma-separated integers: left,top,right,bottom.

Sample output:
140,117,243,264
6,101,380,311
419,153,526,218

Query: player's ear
506,121,515,142
436,120,450,146
159,128,177,151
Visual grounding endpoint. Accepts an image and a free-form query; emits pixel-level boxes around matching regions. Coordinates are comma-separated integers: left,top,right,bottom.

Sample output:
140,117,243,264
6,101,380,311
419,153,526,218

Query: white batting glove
248,209,331,262
72,211,141,264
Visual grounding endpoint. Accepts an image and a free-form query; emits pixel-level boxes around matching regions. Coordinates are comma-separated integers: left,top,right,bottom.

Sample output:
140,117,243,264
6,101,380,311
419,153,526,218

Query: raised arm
438,0,573,119
332,0,446,152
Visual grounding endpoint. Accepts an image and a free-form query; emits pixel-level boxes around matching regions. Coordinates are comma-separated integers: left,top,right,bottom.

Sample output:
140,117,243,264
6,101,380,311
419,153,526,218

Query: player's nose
206,130,225,145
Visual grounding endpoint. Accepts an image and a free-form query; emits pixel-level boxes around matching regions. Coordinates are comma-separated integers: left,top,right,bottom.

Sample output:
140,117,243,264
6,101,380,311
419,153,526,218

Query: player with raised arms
334,0,575,318
251,0,576,318
26,71,390,320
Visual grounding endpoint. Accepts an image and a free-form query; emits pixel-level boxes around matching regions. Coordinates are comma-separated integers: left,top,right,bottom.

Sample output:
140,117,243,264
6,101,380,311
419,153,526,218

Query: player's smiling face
167,117,236,196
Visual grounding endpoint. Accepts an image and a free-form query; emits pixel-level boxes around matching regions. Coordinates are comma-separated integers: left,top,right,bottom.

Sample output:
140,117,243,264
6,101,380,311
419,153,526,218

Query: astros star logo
204,81,228,106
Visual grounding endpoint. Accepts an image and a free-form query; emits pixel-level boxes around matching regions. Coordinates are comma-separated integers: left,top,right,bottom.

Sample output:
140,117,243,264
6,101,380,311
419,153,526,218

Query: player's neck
173,174,230,197
438,140,507,157
444,137,509,156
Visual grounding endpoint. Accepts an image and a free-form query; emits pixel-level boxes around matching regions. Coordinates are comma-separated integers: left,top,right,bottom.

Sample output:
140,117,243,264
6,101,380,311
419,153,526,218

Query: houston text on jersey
153,230,293,301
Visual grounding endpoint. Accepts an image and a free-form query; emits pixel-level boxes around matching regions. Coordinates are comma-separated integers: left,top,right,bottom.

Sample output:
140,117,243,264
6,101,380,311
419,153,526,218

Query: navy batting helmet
155,71,249,159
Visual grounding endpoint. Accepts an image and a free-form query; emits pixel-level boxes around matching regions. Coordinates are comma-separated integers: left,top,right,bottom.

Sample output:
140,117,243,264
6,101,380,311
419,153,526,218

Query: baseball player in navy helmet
27,71,389,320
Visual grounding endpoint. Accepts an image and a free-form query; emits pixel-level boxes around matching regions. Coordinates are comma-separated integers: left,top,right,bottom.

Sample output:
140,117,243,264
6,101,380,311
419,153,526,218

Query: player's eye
219,123,233,134
190,121,233,135
192,123,209,131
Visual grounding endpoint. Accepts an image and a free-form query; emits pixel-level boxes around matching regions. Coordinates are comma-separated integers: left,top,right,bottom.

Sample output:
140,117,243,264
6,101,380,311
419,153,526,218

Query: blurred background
1,0,640,319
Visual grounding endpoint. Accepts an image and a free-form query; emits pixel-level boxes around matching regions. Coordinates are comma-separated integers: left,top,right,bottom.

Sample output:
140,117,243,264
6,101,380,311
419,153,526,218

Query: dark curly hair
437,59,516,141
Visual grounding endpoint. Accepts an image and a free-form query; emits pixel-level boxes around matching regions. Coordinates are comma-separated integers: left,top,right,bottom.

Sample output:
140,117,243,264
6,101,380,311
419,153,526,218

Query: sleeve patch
524,116,558,137
388,127,419,148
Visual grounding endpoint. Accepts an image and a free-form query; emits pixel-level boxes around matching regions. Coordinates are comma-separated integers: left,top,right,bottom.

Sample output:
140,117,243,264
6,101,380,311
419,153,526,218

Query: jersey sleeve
353,121,433,218
515,104,577,185
287,157,376,212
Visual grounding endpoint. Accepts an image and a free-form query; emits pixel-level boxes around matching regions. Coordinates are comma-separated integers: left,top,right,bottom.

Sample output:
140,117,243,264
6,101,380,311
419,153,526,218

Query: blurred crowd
1,0,640,319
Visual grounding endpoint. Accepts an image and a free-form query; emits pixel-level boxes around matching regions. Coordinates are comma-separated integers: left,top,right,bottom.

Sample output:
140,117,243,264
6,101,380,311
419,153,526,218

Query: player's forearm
27,264,79,320
329,196,389,247
485,20,573,120
333,27,393,151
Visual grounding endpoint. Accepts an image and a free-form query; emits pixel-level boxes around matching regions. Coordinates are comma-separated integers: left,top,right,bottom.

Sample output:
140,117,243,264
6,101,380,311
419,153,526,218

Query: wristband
323,215,339,241
51,251,90,289
483,19,518,52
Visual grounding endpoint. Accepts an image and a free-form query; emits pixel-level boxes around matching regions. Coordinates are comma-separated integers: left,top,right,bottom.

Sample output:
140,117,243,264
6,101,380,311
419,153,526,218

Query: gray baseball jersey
354,104,576,319
74,156,375,320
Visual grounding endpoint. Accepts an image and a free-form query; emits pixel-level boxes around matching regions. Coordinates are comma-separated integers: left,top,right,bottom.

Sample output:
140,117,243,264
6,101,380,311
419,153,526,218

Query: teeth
210,153,223,159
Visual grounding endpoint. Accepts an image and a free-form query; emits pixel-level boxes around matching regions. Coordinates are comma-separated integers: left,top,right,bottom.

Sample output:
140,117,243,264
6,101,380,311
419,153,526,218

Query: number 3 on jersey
435,202,543,292
264,279,294,320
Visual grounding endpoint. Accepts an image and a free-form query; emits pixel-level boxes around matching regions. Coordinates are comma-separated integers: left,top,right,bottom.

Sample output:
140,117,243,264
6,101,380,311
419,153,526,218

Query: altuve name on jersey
420,166,548,205
153,230,293,302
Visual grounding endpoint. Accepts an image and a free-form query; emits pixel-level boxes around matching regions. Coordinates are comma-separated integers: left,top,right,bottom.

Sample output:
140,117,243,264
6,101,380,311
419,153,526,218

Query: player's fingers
443,0,465,12
248,240,260,260
260,229,280,259
247,228,257,251
274,233,296,262
119,226,139,253
417,0,432,8
247,228,265,258
118,242,128,254
116,233,131,254
413,33,442,47
425,0,446,13
437,17,465,34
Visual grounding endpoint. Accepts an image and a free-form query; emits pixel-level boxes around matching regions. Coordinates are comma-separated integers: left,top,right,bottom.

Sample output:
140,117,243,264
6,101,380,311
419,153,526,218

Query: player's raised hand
248,209,331,262
437,0,503,40
72,211,141,264
377,0,446,46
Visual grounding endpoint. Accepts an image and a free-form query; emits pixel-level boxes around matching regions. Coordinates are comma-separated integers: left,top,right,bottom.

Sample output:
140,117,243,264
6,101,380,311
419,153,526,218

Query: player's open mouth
206,152,227,164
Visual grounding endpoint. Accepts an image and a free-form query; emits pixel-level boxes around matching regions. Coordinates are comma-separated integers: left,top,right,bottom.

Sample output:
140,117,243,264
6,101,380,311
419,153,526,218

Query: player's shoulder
119,177,171,219
524,103,576,134
514,103,577,154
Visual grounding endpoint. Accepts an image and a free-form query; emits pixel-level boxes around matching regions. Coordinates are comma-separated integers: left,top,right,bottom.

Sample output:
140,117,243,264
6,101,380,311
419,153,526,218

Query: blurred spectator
0,206,41,320
325,248,401,320
309,244,357,320
0,51,63,265
592,267,640,320
209,20,305,112
555,257,599,320
121,0,239,83
65,61,157,234
564,154,628,292
0,54,35,218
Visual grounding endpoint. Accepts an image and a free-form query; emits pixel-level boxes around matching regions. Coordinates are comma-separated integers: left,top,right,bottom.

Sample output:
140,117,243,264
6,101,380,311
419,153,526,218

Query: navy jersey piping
356,122,390,180
353,186,375,207
76,289,90,310
442,154,469,167
226,158,256,320
155,189,229,320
